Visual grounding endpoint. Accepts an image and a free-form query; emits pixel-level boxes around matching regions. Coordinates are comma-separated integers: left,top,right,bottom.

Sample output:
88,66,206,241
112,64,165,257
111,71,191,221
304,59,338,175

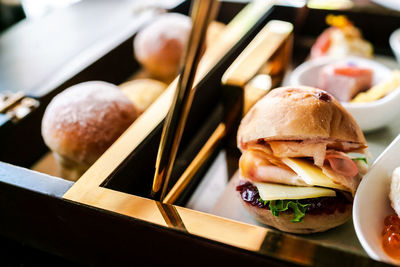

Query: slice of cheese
282,158,348,191
351,70,400,103
254,182,336,201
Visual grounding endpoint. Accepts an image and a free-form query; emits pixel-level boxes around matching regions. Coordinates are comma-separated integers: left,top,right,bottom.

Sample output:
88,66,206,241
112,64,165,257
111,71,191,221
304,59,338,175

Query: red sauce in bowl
382,214,400,260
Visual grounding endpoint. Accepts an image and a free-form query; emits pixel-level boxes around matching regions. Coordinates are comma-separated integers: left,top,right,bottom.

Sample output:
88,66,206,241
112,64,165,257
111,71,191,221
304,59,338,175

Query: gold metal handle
152,0,220,200
163,123,226,204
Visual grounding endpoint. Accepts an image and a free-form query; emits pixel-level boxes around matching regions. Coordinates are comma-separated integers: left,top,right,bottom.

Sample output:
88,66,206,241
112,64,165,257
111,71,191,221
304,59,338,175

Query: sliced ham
249,143,288,169
326,140,366,153
322,150,360,195
241,143,364,195
325,150,358,178
247,138,366,154
321,165,361,196
239,149,308,186
269,141,327,167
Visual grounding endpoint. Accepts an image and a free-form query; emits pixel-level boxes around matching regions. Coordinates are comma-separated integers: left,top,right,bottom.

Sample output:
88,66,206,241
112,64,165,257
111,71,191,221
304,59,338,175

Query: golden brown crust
237,86,366,151
41,81,138,168
240,197,352,234
119,79,167,113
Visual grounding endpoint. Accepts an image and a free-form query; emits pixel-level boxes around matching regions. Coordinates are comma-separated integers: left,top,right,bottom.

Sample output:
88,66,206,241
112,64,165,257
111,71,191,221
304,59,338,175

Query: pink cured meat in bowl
288,56,398,132
318,64,373,102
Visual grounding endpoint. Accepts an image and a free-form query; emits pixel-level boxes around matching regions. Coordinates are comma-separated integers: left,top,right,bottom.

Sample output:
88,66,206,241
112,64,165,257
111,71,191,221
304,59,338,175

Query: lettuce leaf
287,201,309,222
259,198,310,222
352,157,367,164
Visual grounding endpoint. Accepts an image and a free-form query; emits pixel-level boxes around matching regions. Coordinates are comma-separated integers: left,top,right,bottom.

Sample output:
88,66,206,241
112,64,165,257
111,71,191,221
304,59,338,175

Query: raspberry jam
382,214,400,260
236,181,351,215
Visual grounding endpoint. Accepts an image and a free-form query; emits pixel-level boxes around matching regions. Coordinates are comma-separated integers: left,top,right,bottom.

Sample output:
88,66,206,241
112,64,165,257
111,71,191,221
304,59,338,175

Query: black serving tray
0,0,283,265
0,0,248,168
186,2,400,267
61,3,397,267
2,1,398,266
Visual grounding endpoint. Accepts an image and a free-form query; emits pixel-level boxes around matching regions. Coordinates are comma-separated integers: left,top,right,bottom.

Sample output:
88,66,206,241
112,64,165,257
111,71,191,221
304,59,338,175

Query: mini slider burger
236,86,368,234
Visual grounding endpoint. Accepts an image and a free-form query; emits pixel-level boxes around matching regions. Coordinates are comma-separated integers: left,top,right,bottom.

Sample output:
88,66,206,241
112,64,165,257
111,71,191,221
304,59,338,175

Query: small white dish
289,56,400,132
390,28,400,65
372,0,400,12
353,134,400,265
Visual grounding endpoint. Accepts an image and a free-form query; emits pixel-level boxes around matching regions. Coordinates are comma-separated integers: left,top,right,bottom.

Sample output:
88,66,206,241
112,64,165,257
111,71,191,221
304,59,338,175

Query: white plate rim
289,56,394,108
353,134,400,263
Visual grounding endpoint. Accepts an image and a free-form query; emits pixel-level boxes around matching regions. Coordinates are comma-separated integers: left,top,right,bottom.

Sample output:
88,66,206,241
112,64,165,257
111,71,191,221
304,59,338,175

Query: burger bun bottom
239,195,352,234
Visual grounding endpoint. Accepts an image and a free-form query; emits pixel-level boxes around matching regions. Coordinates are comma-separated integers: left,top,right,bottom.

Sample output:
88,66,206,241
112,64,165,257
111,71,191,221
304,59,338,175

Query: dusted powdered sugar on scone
134,13,192,82
42,81,138,170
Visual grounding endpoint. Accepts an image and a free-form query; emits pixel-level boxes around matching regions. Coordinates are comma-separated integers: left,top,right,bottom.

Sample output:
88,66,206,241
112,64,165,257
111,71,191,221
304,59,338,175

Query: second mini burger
236,86,368,234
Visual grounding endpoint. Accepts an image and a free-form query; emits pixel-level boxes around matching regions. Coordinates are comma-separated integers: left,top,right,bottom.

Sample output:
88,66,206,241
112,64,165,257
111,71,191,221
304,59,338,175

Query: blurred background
0,0,184,32
1,0,400,265
1,0,399,34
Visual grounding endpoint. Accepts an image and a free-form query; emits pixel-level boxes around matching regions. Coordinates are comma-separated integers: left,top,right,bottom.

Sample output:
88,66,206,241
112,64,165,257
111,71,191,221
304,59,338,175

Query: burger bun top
237,86,366,150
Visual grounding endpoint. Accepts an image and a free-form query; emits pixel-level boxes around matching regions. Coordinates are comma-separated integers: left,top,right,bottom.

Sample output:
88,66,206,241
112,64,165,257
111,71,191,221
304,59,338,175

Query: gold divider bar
163,123,226,204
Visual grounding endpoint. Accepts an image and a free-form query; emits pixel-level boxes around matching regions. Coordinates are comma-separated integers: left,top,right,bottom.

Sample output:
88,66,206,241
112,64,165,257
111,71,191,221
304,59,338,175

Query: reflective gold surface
62,2,389,265
64,0,274,213
61,2,330,265
163,123,226,204
153,0,220,200
222,20,293,87
222,20,293,114
156,202,188,232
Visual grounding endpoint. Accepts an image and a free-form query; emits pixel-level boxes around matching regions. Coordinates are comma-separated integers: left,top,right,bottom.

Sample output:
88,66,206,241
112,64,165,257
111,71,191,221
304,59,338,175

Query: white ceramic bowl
289,56,400,132
390,28,400,65
353,134,400,265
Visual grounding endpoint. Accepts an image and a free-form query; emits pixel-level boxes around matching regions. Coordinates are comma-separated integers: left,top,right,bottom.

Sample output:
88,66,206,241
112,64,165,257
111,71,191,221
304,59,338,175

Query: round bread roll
237,86,366,150
41,81,138,173
134,13,192,82
119,79,167,113
236,86,365,234
390,167,400,216
241,197,352,234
